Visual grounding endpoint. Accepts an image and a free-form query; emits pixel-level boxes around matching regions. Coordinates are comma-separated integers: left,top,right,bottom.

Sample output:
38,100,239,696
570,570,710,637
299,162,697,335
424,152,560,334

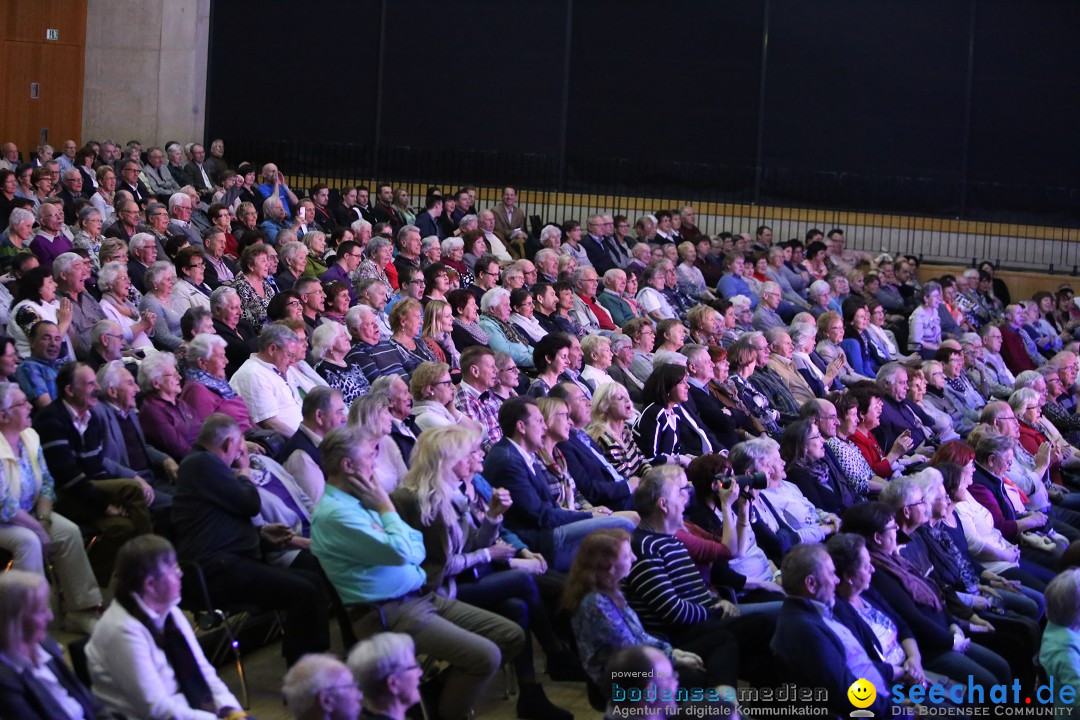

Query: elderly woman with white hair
0,571,114,719
580,333,615,388
347,390,405,493
909,281,944,358
355,236,394,301
636,262,678,322
71,206,106,270
478,287,535,368
440,235,474,287
179,333,257,436
138,260,184,351
97,260,155,350
0,383,103,635
807,279,833,319
2,207,35,257
136,352,200,461
1039,569,1080,709
312,321,370,407
301,229,330,277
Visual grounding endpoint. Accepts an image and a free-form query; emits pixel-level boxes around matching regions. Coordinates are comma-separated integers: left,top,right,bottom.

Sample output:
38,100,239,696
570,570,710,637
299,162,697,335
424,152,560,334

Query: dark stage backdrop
206,0,1080,223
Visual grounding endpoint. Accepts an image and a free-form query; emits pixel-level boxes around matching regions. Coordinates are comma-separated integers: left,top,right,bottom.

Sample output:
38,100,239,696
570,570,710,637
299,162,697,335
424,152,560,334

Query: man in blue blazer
482,396,635,571
770,544,893,718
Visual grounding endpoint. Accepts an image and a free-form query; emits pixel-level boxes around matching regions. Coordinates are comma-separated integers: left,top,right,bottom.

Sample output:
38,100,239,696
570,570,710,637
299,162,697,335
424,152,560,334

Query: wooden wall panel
1,0,86,45
0,0,86,155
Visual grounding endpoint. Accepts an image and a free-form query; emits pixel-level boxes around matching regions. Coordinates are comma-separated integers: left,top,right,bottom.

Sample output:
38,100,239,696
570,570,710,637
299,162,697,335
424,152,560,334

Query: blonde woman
586,382,650,488
390,425,576,719
408,361,479,433
420,298,460,372
536,397,600,514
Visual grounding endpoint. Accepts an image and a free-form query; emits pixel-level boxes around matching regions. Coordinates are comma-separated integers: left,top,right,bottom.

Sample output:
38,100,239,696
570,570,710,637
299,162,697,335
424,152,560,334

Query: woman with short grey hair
311,321,370,407
347,632,422,717
355,236,394,302
138,352,200,460
97,261,155,350
441,235,474,287
478,287,534,368
138,260,183,350
71,206,106,270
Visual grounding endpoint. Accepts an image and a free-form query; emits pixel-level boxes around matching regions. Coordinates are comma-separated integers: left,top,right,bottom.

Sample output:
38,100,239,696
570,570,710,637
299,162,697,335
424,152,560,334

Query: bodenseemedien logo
848,678,876,717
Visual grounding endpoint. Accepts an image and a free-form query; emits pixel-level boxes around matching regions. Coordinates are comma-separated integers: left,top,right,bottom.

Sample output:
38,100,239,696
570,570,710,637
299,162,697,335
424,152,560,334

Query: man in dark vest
279,387,347,503
375,375,422,466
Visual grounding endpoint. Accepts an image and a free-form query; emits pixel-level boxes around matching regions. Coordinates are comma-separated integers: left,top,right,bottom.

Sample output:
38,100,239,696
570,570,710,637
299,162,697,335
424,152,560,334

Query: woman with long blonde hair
391,426,578,718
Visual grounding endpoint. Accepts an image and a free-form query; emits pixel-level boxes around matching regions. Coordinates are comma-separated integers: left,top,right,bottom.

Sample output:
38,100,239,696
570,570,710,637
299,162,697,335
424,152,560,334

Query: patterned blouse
231,273,276,328
0,439,56,522
572,592,672,685
391,337,438,375
730,374,780,434
849,599,906,666
313,359,371,407
536,446,591,511
590,423,651,481
826,435,875,501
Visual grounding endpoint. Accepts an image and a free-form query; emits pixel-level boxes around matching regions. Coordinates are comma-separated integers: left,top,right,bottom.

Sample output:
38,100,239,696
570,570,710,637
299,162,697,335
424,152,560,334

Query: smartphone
297,207,306,221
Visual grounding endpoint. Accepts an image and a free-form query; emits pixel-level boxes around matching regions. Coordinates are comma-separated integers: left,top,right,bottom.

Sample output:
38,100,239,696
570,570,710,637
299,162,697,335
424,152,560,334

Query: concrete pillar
81,0,210,146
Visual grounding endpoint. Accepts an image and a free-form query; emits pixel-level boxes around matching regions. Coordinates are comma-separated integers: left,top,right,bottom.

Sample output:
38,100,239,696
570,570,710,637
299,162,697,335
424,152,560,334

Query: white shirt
282,423,327,503
87,595,239,720
581,363,614,388
230,354,302,433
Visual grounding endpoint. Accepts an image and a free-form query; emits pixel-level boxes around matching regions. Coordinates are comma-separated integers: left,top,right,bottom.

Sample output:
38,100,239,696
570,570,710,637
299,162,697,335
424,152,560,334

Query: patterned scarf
183,366,237,399
869,547,943,612
453,317,490,346
486,313,529,346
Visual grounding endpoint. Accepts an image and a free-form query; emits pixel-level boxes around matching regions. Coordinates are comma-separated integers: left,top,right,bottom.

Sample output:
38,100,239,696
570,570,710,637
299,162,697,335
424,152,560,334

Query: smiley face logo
847,678,876,709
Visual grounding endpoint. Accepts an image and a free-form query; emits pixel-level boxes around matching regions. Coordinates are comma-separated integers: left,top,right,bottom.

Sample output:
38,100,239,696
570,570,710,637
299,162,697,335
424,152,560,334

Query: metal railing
224,138,1080,274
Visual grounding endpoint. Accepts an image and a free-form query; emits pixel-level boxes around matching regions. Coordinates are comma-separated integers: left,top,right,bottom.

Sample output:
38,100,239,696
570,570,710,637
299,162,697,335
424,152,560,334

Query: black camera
715,472,767,491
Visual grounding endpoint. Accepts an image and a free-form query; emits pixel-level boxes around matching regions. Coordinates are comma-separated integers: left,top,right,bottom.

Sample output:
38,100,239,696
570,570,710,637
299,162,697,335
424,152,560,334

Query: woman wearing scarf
178,334,254,432
508,287,547,345
780,418,853,516
841,501,1012,689
86,535,242,720
727,341,781,437
477,287,535,369
447,288,489,351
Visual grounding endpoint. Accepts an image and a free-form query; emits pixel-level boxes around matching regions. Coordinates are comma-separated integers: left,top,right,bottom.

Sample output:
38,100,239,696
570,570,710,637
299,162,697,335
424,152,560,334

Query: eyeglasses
286,300,302,308
409,279,426,285
432,379,453,386
904,499,927,508
997,415,1018,423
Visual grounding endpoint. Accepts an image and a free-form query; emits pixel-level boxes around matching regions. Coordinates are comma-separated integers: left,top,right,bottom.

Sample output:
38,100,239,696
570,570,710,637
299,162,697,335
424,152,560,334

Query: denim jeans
552,515,636,571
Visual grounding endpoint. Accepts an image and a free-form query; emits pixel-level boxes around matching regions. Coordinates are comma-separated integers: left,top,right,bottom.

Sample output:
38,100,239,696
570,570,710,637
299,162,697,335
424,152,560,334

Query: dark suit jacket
873,396,932,453
770,598,892,718
334,204,362,228
482,437,591,557
0,638,106,720
93,402,172,482
104,221,137,243
390,417,422,466
182,162,215,198
57,187,86,225
213,317,259,378
557,431,632,510
118,179,152,207
687,383,740,448
581,235,617,275
415,211,441,240
128,258,150,294
204,254,238,289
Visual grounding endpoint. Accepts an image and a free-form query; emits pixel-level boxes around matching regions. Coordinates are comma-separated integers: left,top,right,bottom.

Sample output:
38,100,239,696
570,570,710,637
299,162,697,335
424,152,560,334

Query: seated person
633,363,718,465
483,396,635,572
874,362,936,454
347,633,423,720
230,323,304,436
565,529,710,688
550,382,636,511
344,306,408,383
0,383,103,634
780,418,854,515
86,535,244,719
209,285,258,377
33,361,152,585
770,543,893,717
14,320,64,409
172,413,330,667
0,571,116,720
392,426,574,720
279,387,348,504
137,351,200,461
309,425,525,720
624,466,774,688
1039,569,1080,711
282,653,362,720
180,332,255,431
94,361,176,510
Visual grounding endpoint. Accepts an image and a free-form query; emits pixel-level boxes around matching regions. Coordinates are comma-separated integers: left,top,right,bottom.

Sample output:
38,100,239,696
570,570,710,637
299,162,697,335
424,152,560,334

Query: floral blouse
826,435,875,501
231,273,276,328
313,359,371,407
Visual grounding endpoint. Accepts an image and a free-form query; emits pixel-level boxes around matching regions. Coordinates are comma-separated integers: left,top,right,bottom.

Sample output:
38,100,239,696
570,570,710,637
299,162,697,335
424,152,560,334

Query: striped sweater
625,527,716,635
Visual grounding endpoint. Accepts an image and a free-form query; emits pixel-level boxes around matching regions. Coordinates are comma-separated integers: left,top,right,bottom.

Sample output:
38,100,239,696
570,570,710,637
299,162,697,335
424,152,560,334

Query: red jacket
850,430,892,478
1000,325,1036,374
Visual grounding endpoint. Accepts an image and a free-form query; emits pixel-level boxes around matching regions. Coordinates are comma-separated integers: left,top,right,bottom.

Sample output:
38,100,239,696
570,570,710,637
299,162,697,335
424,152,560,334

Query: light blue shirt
310,484,426,605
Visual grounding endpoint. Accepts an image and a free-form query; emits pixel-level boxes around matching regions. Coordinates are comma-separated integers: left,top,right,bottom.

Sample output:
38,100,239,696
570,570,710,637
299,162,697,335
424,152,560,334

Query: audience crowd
1,137,1080,720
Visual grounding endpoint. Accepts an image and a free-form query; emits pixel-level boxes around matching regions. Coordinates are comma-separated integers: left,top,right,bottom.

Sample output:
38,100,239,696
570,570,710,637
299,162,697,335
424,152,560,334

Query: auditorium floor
59,622,601,719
